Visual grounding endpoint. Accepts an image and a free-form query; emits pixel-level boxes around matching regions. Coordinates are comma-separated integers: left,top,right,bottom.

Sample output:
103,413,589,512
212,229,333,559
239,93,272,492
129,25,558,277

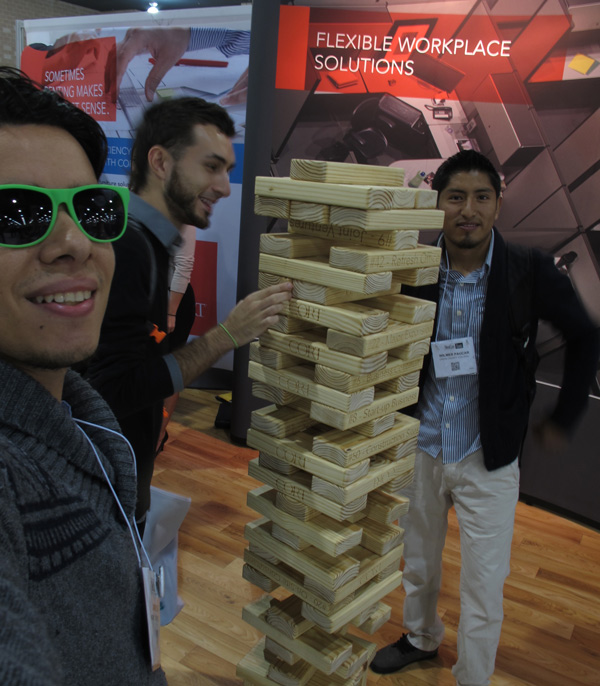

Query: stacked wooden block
237,159,442,685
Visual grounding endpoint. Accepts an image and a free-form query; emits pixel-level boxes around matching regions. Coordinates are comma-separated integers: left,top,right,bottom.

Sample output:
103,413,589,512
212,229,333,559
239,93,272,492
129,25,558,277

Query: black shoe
370,633,438,674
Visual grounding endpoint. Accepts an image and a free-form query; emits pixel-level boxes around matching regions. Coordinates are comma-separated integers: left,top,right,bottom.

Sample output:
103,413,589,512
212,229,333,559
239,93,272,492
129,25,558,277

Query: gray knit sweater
0,360,167,685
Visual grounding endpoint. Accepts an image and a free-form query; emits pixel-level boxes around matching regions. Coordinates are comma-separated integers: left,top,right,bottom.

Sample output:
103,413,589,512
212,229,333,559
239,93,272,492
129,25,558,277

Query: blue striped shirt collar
438,229,495,279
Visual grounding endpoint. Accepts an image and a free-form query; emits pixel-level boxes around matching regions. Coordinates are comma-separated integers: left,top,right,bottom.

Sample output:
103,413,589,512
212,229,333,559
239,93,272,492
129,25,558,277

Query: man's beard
164,165,209,229
2,345,97,374
446,232,489,251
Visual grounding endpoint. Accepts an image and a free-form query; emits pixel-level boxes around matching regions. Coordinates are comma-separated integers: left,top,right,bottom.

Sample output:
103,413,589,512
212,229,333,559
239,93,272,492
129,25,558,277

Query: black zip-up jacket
404,229,599,471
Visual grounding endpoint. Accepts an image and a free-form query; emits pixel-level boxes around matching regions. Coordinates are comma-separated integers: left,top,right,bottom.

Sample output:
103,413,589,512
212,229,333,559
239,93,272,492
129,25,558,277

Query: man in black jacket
87,97,292,525
370,150,599,685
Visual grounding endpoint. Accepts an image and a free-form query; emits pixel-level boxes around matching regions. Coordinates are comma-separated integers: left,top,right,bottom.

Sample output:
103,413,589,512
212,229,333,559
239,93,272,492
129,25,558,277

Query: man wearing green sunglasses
0,68,167,684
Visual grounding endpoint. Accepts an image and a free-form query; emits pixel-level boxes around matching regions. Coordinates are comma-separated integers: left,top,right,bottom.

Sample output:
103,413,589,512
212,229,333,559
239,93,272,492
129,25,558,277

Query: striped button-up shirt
417,233,494,464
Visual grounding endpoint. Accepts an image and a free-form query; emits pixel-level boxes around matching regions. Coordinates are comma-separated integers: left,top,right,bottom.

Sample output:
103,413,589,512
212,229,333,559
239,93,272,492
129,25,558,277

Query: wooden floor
154,388,600,686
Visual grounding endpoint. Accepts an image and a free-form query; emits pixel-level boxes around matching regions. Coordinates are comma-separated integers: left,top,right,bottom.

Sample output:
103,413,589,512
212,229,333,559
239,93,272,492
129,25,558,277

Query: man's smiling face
0,124,114,383
163,123,235,229
438,169,501,253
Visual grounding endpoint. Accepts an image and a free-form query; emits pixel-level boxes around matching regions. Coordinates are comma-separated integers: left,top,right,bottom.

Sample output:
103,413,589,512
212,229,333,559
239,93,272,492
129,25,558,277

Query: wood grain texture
255,177,405,211
289,201,332,224
247,486,363,557
329,206,444,231
259,254,392,294
255,195,290,218
247,427,372,487
248,361,375,413
282,299,390,336
259,329,388,376
313,356,423,393
288,219,419,252
153,389,600,686
290,159,405,187
260,232,332,259
326,321,434,357
328,245,441,274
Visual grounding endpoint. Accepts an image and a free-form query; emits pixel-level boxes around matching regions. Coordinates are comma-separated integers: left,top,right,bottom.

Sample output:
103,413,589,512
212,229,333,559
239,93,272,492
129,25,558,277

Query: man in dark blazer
371,150,599,685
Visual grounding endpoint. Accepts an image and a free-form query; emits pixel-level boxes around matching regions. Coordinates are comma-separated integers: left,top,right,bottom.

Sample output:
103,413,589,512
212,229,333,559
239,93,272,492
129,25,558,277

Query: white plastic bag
142,486,191,625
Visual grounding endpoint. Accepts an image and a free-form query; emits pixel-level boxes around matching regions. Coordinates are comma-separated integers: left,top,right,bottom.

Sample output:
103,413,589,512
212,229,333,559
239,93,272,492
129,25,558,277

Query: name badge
141,566,161,671
431,337,477,378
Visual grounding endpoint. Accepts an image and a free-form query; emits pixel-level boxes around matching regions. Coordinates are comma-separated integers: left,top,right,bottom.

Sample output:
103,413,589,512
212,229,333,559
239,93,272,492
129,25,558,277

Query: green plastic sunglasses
0,184,129,248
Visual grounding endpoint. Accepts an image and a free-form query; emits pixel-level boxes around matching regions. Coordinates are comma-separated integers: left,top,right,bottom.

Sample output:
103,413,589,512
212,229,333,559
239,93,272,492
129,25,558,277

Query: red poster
21,38,117,121
276,5,572,103
190,240,218,336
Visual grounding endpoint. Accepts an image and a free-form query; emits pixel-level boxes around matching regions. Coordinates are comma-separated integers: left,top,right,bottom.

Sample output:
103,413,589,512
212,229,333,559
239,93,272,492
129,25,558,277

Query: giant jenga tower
237,160,443,685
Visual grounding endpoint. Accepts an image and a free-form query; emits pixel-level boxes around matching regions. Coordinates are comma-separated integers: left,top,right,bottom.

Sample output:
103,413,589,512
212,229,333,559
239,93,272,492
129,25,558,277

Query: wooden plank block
363,489,410,524
275,491,320,521
265,595,314,639
310,388,419,431
250,341,299,370
352,413,396,437
248,361,375,413
343,603,378,633
392,266,439,287
314,356,423,393
287,278,401,306
248,487,363,558
253,381,301,406
260,232,332,258
415,188,438,208
255,176,407,211
311,455,417,505
264,637,301,666
326,320,434,357
301,571,404,633
259,452,299,475
237,634,344,684
388,338,431,360
270,315,317,334
385,467,415,493
259,329,387,375
267,651,315,686
351,602,392,634
259,254,392,294
302,544,404,606
242,563,280,592
289,201,331,225
245,518,360,591
290,159,405,186
359,519,404,556
288,219,419,251
329,205,444,230
377,370,421,394
381,435,418,461
335,635,376,679
272,522,310,550
249,543,280,565
250,405,317,439
242,597,354,675
255,195,290,218
282,298,389,336
243,550,350,618
360,293,437,324
247,428,371,486
259,272,290,288
328,244,441,274
244,540,403,612
312,413,420,466
248,459,367,521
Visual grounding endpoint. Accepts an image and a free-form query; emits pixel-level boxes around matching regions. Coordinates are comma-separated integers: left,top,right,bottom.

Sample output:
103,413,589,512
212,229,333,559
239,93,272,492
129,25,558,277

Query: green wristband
219,322,239,349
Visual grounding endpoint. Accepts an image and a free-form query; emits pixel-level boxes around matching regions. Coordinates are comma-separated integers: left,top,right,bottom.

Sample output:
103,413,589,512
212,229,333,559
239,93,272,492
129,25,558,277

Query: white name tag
431,337,477,378
141,566,161,671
